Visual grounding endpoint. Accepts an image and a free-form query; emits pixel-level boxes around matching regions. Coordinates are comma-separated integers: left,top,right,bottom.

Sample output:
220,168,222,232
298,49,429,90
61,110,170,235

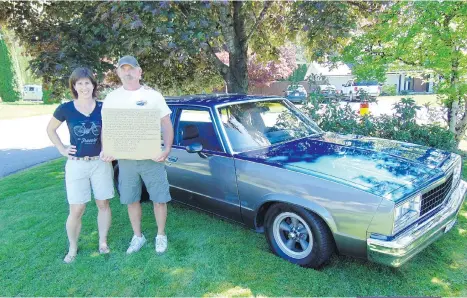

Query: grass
0,158,466,296
0,101,57,120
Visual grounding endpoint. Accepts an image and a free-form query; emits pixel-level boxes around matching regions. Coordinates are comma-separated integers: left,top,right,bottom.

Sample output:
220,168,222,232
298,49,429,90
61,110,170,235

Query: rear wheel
264,203,334,268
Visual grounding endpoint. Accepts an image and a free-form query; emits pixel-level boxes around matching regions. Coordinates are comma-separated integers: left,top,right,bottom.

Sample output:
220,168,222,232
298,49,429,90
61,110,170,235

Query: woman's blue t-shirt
53,101,103,157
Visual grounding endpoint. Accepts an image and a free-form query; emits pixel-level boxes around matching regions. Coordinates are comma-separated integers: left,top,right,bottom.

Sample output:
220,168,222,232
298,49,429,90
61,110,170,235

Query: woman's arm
46,117,76,157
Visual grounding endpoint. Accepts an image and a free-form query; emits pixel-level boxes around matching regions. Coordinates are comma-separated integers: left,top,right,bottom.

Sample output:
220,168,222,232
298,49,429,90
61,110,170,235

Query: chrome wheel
272,212,313,259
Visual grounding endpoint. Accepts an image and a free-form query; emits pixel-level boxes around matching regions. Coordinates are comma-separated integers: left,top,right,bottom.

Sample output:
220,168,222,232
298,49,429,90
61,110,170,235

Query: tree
0,29,20,102
216,45,297,88
2,1,379,98
343,2,467,145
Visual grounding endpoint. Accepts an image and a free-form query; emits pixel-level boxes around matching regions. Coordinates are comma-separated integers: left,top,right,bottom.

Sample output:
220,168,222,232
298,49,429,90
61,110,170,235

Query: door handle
167,156,178,163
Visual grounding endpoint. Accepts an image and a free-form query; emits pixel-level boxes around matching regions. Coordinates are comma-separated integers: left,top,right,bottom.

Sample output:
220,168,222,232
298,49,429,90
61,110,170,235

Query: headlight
393,193,421,233
453,159,462,186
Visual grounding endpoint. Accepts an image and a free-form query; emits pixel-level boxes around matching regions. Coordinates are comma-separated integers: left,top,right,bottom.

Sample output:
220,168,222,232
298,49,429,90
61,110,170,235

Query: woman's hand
59,145,77,157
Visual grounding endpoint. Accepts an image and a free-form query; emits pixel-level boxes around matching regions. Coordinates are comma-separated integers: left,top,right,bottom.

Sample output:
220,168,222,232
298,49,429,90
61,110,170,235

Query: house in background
304,62,435,94
249,60,435,97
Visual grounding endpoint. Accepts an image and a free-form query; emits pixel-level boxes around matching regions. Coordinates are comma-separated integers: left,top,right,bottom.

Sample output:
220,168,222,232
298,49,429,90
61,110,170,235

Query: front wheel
264,203,334,268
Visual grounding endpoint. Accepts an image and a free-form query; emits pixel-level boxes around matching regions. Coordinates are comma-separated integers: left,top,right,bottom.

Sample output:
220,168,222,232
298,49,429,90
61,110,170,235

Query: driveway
0,115,69,178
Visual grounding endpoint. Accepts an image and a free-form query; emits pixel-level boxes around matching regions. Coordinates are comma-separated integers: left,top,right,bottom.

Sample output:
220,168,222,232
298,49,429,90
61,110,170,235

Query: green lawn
0,102,58,120
1,158,466,296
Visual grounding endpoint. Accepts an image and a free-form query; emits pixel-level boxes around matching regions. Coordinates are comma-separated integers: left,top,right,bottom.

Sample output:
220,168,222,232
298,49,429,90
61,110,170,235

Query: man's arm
153,114,174,162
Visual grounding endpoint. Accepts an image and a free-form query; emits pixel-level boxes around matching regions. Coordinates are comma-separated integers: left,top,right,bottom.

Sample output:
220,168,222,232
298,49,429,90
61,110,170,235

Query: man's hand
59,145,77,157
100,151,115,162
153,149,170,162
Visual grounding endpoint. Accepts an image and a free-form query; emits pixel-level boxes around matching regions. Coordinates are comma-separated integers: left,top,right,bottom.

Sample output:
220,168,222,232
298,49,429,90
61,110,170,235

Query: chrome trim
214,97,285,109
213,105,234,154
208,108,227,154
417,160,456,195
368,179,467,267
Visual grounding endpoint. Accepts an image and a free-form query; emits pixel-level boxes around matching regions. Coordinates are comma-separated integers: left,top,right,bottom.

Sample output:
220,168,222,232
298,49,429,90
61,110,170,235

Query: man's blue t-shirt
53,101,103,157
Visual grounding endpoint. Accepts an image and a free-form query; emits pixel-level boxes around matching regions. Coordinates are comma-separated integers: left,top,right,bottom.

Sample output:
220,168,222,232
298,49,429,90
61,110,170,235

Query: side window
177,109,223,152
29,87,35,91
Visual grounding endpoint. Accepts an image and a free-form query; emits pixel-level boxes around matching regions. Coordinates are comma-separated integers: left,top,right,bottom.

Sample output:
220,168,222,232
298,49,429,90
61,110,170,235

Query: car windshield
355,81,378,86
217,100,323,152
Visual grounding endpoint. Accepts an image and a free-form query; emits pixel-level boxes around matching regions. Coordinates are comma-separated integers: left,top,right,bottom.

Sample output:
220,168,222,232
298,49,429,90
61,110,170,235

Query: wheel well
255,201,338,251
255,201,277,231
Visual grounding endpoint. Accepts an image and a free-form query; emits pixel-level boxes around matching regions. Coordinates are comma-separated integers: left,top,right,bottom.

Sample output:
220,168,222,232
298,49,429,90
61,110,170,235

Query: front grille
420,174,453,216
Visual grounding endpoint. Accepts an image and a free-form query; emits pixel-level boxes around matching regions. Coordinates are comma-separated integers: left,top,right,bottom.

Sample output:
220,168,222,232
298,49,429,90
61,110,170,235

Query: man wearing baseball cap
102,55,174,255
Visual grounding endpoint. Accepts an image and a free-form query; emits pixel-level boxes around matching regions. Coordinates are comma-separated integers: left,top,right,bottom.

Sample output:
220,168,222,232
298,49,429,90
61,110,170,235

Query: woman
46,67,114,263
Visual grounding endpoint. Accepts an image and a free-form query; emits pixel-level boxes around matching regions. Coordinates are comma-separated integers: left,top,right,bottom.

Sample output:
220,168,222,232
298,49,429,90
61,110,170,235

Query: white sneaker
126,234,146,254
155,235,168,254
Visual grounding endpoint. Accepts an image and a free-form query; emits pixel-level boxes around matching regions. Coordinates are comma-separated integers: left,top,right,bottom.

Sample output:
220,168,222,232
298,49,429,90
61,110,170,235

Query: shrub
0,37,20,102
400,90,409,95
381,84,397,96
300,97,457,152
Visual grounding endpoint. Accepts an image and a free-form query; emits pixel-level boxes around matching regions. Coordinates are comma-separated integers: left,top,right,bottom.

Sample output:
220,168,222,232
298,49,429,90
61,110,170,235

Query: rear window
355,81,378,86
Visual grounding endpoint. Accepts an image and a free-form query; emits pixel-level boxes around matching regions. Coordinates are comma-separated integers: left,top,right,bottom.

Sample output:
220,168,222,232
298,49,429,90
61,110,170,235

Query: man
102,55,174,254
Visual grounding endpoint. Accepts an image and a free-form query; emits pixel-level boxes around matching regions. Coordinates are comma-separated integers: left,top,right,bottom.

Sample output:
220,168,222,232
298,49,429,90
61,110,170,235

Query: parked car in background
113,94,466,268
342,80,381,101
285,84,308,104
310,84,340,101
22,85,43,101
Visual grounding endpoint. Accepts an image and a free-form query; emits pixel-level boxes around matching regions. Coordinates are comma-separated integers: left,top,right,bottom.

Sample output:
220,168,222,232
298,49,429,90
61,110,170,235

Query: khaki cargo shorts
118,159,172,204
65,159,115,204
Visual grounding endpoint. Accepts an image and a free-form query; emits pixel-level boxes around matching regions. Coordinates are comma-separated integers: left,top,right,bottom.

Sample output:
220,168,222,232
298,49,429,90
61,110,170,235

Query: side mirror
185,142,208,158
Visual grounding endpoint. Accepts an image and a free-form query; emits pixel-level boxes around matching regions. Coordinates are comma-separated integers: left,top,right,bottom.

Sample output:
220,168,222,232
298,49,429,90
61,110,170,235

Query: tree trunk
448,54,465,146
215,1,249,94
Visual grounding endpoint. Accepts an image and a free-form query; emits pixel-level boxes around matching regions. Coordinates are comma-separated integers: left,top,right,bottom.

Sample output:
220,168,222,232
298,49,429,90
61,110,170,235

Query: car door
165,106,242,222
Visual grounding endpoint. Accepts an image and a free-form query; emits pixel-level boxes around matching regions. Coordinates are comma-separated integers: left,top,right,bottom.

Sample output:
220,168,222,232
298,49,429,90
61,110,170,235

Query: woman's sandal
99,244,110,254
63,253,76,264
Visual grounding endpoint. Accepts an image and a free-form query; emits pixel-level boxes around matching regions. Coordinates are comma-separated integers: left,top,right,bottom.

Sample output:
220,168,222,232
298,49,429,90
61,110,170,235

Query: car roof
165,94,283,108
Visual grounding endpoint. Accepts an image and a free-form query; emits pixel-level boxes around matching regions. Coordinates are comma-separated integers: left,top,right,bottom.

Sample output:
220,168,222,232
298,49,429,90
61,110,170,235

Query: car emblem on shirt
136,100,147,106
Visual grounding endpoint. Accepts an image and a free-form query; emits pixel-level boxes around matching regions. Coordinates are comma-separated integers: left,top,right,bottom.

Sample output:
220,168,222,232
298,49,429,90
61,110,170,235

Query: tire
113,162,149,201
264,203,334,268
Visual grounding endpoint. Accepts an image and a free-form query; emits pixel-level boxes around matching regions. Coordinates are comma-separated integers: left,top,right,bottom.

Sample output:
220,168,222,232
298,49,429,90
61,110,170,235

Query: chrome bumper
367,180,467,267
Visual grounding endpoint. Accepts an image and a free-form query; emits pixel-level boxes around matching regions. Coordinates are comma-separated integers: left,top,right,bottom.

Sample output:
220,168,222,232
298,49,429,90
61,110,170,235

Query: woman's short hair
69,67,97,99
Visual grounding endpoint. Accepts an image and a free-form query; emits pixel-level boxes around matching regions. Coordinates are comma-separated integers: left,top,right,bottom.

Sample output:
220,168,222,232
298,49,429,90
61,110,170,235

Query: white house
304,62,434,94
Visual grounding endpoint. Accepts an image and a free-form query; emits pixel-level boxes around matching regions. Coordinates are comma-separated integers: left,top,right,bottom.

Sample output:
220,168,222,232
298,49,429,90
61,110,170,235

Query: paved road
0,115,69,178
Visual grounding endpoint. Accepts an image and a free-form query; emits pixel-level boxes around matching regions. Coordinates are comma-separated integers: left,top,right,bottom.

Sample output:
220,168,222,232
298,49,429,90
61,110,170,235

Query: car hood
235,133,453,200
